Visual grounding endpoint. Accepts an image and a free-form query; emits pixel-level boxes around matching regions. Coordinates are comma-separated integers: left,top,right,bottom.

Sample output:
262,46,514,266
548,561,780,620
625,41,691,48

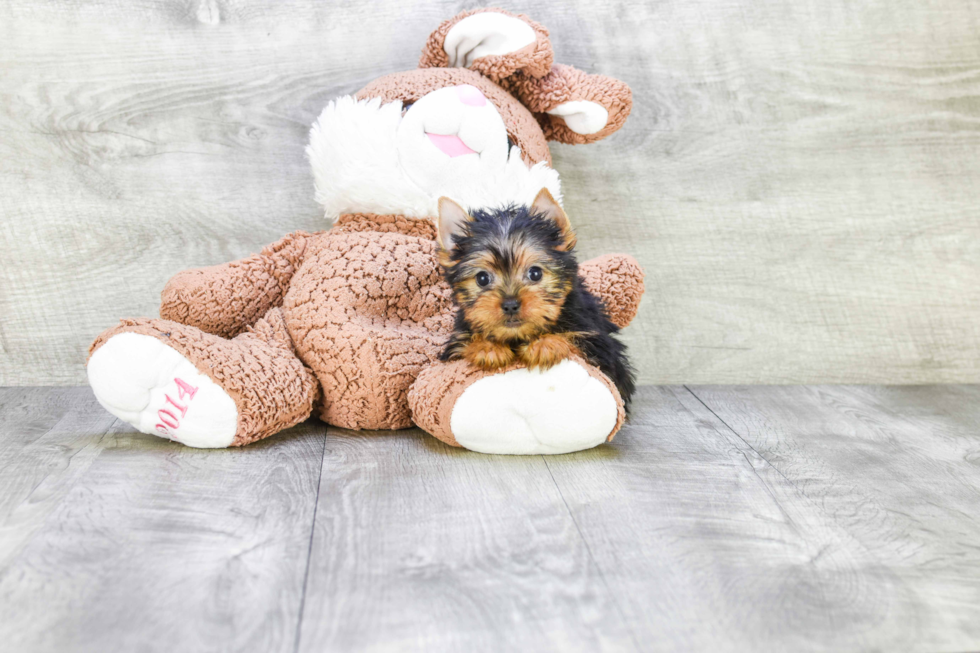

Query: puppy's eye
527,266,543,282
475,271,492,287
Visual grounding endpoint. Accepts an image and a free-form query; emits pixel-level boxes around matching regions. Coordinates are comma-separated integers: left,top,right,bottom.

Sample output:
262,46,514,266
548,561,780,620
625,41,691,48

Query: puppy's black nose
501,299,521,315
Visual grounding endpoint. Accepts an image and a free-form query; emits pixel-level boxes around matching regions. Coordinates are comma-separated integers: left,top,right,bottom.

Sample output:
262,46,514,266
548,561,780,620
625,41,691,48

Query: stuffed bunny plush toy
87,8,644,455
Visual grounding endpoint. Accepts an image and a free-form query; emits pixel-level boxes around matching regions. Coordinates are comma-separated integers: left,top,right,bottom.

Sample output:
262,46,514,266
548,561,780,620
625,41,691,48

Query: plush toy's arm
579,254,645,328
419,8,554,81
160,231,313,339
409,354,626,453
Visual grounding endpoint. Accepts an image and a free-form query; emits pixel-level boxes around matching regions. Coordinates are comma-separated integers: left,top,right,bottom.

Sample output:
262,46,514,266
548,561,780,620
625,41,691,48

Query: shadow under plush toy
86,8,645,455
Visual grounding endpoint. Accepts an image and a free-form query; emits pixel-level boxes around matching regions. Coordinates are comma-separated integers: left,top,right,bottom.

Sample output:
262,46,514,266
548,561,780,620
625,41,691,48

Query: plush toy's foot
408,356,624,455
88,332,238,448
87,309,319,448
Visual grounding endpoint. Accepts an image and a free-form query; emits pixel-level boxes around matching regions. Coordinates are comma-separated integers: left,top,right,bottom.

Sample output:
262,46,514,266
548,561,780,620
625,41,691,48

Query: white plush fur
88,333,238,448
547,100,610,135
449,360,619,455
307,94,561,221
444,12,537,68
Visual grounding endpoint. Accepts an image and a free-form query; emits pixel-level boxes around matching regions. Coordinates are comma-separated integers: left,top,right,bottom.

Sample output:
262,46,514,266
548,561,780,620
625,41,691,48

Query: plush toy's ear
419,8,554,82
505,64,633,145
531,188,576,252
437,197,473,251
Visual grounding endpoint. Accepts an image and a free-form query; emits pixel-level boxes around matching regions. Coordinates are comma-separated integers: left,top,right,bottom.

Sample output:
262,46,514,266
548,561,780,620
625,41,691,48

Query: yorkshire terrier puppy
436,188,635,408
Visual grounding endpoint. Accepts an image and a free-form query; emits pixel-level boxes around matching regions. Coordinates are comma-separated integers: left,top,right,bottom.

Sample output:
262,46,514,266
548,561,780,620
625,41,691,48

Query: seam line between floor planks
542,455,644,653
293,428,329,653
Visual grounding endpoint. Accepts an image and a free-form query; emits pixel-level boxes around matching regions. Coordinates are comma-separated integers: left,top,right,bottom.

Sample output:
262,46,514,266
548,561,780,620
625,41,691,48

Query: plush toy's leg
408,355,625,455
87,308,318,448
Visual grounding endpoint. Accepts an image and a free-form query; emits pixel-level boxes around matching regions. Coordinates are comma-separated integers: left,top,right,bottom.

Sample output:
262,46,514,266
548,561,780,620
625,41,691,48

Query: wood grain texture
2,385,980,650
297,428,637,652
544,386,922,651
2,0,980,385
0,388,326,653
686,384,980,649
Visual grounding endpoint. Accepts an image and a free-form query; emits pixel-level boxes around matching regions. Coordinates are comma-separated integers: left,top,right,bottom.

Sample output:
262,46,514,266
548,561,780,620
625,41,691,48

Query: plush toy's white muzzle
397,84,513,197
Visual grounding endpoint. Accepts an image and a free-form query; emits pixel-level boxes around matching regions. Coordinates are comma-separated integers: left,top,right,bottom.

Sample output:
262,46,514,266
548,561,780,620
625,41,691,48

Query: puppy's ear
531,188,576,251
437,197,473,251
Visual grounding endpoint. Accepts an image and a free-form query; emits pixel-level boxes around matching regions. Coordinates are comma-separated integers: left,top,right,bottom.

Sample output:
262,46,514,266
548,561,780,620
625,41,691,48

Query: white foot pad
88,332,238,448
450,360,619,455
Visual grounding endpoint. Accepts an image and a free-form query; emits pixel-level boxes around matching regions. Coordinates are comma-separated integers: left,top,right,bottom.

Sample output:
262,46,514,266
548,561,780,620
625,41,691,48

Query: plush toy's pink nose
456,84,486,107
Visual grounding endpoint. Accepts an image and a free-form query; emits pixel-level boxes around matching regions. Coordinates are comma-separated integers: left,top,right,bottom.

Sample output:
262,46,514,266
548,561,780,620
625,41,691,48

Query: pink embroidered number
155,378,199,437
175,377,199,401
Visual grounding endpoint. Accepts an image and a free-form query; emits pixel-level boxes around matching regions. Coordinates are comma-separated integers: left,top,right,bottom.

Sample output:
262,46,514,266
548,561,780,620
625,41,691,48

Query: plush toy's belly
281,228,455,430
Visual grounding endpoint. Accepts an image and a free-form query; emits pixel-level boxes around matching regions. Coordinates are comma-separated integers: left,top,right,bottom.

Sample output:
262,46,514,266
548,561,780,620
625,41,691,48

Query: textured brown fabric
281,227,455,431
160,232,315,339
408,354,626,448
407,359,475,447
580,358,627,442
579,254,645,329
356,68,552,167
501,64,633,145
418,8,554,81
334,213,438,240
89,308,319,447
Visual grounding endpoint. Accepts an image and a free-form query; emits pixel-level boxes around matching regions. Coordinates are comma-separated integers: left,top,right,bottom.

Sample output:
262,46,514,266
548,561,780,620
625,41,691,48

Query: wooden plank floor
1,385,978,652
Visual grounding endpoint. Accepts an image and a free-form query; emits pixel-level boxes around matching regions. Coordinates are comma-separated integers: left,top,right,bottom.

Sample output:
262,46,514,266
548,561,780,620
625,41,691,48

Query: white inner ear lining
444,13,537,68
546,100,609,135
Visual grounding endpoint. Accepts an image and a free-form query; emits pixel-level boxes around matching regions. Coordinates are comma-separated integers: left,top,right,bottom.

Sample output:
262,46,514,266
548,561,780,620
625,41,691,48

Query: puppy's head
437,188,578,342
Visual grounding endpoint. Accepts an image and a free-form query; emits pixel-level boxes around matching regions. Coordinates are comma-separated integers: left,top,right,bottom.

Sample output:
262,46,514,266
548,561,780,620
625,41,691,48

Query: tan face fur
438,189,577,344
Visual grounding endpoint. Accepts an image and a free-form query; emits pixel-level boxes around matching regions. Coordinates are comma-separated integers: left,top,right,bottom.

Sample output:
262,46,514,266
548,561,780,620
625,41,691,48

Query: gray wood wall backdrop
2,0,979,386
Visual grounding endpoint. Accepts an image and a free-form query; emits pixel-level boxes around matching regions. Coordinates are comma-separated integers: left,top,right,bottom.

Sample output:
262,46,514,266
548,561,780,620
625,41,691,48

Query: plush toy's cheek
444,13,537,67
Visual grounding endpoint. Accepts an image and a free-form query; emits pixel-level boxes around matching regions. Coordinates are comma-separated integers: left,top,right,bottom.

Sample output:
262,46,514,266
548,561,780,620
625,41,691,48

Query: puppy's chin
494,325,528,341
484,319,550,343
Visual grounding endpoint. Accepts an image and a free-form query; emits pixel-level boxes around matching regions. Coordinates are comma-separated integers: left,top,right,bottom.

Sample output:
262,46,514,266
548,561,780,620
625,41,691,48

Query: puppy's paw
464,338,515,370
519,334,578,370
